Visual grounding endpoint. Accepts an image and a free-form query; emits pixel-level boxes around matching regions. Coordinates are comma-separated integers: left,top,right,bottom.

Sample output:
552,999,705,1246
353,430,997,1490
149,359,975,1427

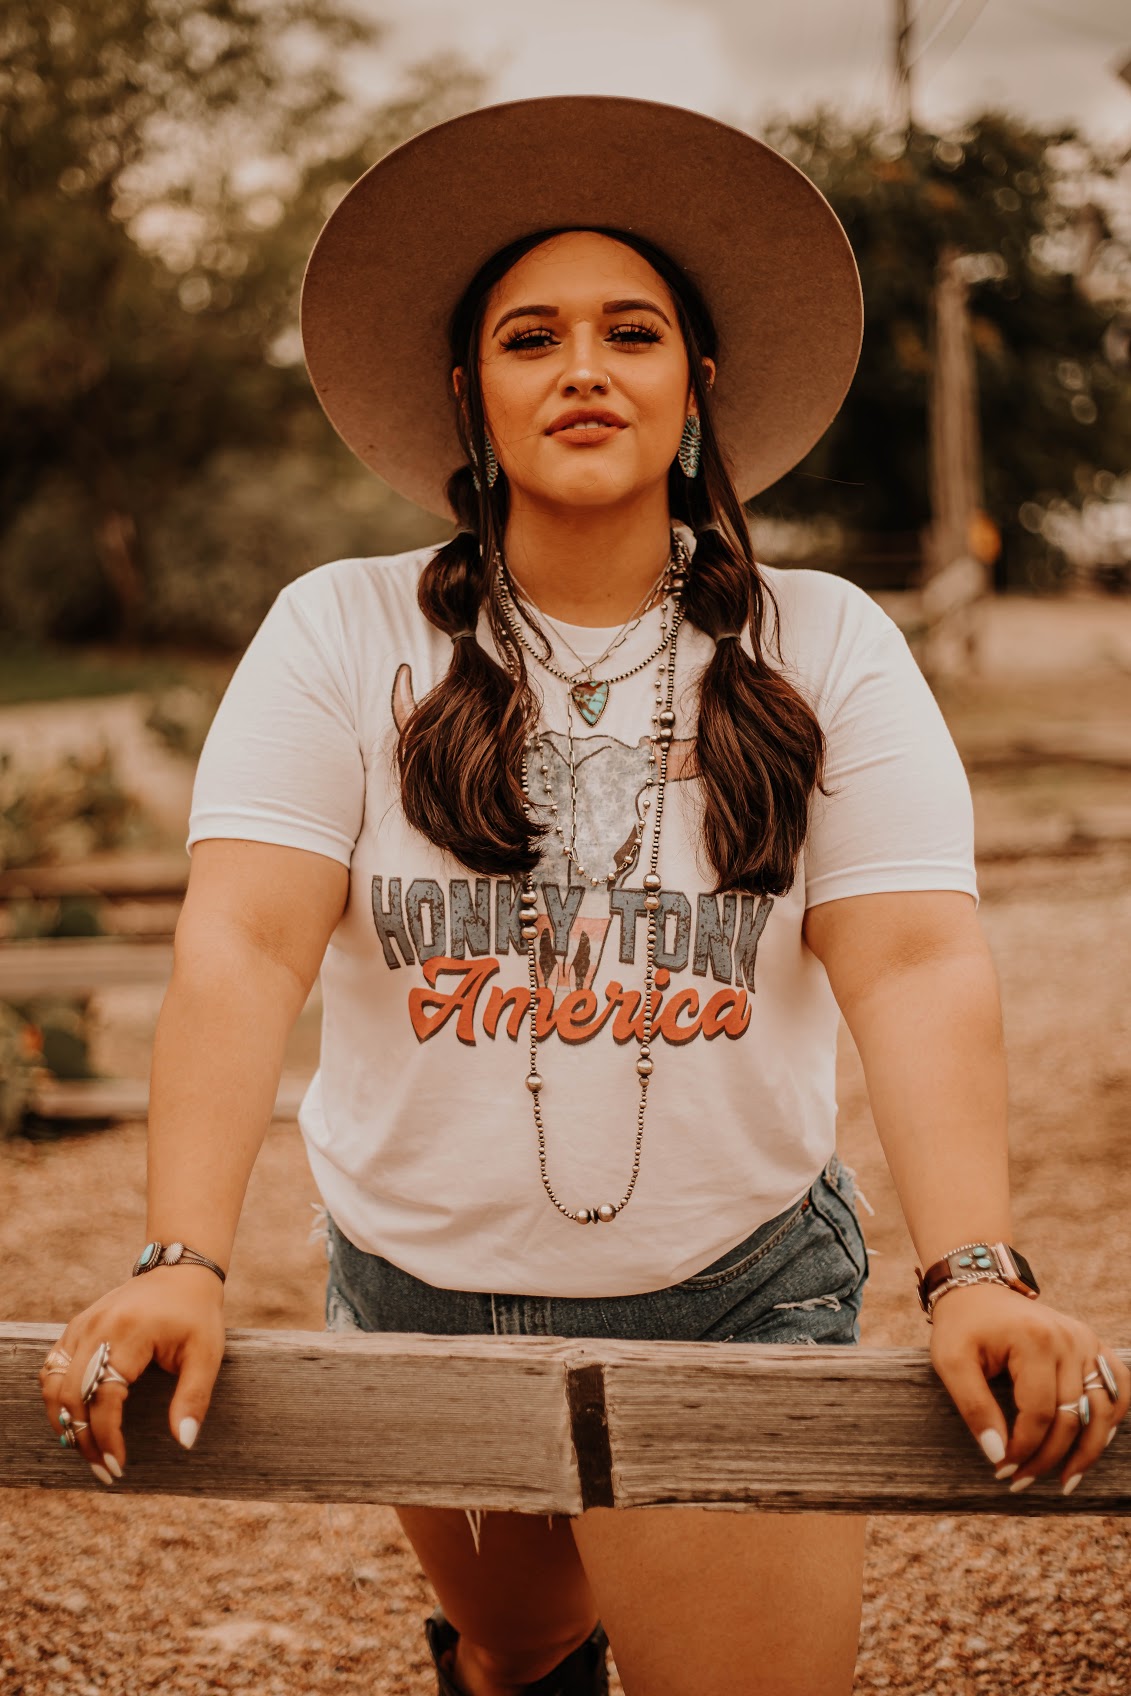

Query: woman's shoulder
280,542,445,620
755,563,906,720
757,562,900,664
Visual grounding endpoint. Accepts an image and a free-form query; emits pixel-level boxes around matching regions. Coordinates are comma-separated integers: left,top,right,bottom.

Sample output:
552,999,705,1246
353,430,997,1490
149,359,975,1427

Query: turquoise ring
57,1408,89,1449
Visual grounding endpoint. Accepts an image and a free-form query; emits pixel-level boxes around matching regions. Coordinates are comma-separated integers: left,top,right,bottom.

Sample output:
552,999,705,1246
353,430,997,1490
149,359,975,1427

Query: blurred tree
0,3,474,643
757,111,1131,590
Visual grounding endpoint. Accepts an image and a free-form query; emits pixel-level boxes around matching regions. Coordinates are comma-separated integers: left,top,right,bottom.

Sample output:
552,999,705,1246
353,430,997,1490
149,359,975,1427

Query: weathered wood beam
0,854,188,902
0,939,173,997
4,1327,1129,1515
26,1073,310,1124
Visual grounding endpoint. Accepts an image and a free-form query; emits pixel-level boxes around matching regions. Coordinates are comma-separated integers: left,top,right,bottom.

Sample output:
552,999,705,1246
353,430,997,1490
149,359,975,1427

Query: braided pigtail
396,464,545,877
680,513,831,897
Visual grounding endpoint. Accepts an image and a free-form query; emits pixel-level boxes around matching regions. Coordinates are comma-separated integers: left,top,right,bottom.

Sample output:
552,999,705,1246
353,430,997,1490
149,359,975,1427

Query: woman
39,97,1127,1696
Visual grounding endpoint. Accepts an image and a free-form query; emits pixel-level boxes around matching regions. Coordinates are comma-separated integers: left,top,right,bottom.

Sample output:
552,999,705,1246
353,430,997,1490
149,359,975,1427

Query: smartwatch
916,1241,1039,1316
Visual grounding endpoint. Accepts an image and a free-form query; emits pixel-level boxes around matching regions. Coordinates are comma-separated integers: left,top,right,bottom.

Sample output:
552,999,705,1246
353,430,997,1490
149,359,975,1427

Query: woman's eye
500,328,554,349
499,321,662,351
609,323,662,345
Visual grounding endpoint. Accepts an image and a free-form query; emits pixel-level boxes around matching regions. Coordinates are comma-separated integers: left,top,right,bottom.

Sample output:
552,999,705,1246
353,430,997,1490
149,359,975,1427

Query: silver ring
80,1341,131,1405
57,1408,90,1450
41,1348,72,1377
1095,1354,1120,1403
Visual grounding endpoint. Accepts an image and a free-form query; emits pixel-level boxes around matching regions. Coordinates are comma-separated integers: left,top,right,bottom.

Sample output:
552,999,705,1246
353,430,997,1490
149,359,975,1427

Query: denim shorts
320,1151,870,1348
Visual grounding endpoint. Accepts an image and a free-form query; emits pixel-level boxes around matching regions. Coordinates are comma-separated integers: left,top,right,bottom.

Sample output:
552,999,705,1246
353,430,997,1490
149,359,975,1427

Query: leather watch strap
916,1241,1038,1315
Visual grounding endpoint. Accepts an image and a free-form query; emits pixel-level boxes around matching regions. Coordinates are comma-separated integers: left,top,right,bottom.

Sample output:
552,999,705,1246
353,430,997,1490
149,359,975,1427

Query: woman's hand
37,1266,226,1487
928,1281,1129,1494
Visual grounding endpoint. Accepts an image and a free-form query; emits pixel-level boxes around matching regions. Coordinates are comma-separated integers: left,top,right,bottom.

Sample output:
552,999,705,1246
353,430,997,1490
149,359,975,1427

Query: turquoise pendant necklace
495,531,688,726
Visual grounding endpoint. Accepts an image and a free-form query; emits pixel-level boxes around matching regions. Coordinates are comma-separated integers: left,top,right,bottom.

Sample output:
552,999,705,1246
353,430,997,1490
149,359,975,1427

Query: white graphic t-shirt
187,529,978,1297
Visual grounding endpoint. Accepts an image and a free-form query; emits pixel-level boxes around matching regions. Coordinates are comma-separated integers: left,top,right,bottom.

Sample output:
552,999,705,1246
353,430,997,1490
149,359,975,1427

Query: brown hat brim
300,95,863,519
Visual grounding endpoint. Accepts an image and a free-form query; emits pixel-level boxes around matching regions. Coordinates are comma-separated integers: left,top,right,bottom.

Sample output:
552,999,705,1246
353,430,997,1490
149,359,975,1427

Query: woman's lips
549,422,626,444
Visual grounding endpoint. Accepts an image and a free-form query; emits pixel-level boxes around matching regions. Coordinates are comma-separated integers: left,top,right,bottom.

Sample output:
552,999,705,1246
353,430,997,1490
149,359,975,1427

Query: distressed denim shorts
318,1151,870,1349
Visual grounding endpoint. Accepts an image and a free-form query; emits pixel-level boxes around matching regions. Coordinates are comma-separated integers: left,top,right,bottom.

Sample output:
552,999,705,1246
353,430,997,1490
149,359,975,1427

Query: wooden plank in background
0,853,188,902
5,1327,1129,1515
27,1073,311,1124
0,939,174,996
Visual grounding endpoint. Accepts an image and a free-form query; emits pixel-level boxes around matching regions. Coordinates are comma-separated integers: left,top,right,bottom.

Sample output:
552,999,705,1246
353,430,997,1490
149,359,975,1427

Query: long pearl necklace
513,553,688,1225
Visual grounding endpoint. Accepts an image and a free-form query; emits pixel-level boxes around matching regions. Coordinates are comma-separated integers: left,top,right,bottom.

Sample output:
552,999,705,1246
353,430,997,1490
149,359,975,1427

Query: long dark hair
395,225,832,897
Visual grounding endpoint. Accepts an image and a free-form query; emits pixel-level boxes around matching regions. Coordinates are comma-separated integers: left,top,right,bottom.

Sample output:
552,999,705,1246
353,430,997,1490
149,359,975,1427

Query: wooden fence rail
0,853,189,903
4,1326,1129,1516
0,938,173,997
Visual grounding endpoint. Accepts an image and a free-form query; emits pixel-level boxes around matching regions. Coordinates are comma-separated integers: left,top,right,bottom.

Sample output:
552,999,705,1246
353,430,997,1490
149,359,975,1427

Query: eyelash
499,318,663,351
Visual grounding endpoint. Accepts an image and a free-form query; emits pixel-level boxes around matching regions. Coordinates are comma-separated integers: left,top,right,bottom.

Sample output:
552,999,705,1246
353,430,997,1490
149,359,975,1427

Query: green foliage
758,111,1131,586
16,996,95,1079
0,2,472,645
0,746,148,870
0,637,221,706
0,995,97,1137
0,1001,41,1137
143,681,225,761
6,895,105,938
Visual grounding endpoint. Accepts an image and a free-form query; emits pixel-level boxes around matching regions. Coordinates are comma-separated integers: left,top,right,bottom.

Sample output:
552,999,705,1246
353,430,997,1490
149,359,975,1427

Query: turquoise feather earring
677,412,701,478
469,431,500,491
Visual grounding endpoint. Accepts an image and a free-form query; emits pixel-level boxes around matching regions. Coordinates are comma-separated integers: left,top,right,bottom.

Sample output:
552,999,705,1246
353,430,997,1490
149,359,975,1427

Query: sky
346,0,1131,146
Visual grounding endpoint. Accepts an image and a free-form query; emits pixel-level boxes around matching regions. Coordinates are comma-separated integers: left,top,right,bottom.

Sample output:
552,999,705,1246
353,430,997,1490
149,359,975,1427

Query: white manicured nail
978,1428,1006,1464
178,1417,199,1450
1008,1474,1034,1493
995,1462,1018,1480
91,1463,115,1486
1062,1473,1082,1496
1105,1428,1117,1447
102,1454,122,1479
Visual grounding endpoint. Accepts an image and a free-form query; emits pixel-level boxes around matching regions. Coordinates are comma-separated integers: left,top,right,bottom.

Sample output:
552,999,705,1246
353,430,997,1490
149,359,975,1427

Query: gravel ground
3,602,1131,1695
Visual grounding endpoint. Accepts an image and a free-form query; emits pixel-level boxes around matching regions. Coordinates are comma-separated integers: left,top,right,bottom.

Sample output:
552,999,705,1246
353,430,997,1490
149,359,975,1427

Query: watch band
916,1241,1038,1317
132,1241,227,1284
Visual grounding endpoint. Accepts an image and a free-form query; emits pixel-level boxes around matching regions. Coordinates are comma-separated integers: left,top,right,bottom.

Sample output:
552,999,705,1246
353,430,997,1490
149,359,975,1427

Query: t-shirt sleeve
186,580,365,868
803,618,979,910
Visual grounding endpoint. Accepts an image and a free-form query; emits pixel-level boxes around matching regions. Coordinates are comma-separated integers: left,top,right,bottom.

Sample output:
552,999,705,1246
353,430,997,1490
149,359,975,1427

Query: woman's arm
802,887,1011,1269
803,887,1128,1493
39,837,350,1480
147,838,350,1274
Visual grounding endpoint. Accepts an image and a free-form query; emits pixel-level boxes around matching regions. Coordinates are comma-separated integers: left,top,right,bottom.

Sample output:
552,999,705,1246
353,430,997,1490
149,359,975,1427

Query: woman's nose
559,332,610,394
560,367,609,395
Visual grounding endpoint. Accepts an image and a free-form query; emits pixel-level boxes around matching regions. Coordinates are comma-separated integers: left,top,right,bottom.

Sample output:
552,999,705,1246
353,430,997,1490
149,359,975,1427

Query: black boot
424,1607,610,1696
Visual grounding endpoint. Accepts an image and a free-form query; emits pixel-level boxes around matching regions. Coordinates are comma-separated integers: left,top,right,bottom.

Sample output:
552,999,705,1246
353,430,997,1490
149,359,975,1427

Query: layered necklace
496,545,678,728
496,529,690,1224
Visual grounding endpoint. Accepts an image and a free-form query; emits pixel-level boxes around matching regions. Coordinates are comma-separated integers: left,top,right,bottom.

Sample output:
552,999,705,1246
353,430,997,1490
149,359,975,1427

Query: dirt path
3,596,1131,1694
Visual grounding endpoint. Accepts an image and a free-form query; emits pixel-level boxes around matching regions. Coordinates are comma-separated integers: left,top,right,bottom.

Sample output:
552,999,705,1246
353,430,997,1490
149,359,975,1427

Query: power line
908,0,966,67
914,0,992,84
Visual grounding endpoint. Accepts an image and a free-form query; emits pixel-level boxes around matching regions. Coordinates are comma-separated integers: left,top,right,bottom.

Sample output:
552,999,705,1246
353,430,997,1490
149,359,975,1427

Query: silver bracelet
131,1241,227,1284
926,1268,1013,1321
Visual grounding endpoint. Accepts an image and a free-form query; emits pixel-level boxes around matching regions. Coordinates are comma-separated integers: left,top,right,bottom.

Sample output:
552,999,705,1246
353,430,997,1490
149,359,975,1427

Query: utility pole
921,246,995,682
893,0,914,135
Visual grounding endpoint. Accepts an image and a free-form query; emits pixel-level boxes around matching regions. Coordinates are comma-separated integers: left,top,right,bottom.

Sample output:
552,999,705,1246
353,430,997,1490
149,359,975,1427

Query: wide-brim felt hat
300,95,863,520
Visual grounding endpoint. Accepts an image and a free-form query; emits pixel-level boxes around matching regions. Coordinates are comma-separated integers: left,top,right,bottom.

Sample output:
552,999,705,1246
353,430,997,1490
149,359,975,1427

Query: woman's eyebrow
490,298,673,336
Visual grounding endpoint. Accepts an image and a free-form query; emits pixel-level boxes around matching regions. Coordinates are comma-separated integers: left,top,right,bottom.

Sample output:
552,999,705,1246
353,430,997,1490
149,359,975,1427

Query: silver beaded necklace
496,541,683,727
500,550,673,712
499,532,690,887
508,539,689,1226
